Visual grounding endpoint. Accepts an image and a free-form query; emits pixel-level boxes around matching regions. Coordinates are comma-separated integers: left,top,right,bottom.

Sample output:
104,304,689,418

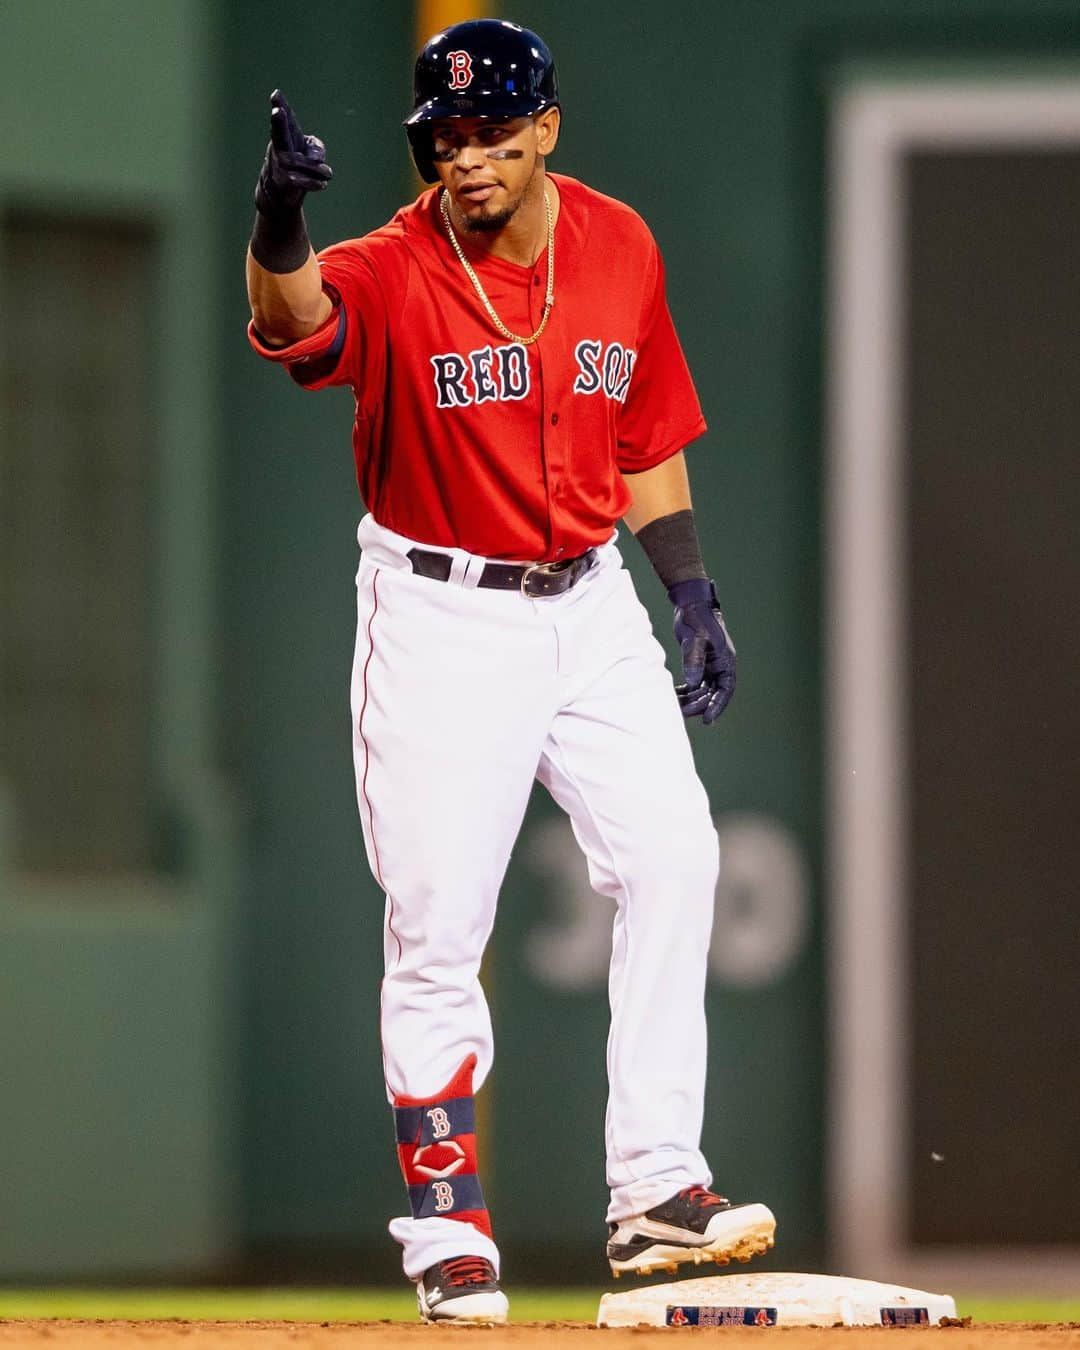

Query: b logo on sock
427,1106,452,1139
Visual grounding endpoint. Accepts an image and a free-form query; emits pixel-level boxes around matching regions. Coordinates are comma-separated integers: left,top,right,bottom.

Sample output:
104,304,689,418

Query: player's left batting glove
669,578,736,725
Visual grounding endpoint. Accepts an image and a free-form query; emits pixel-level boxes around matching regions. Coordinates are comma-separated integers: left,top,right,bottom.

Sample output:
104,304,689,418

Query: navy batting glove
669,578,736,726
255,89,333,217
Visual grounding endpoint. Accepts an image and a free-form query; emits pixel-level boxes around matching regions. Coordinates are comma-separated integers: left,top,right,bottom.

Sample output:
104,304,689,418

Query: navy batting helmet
404,19,559,183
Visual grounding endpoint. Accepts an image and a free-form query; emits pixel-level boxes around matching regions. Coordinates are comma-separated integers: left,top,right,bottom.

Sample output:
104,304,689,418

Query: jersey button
550,412,559,425
533,275,541,286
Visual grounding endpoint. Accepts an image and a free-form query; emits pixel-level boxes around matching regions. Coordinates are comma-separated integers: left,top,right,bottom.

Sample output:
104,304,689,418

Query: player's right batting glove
255,89,334,218
669,578,737,726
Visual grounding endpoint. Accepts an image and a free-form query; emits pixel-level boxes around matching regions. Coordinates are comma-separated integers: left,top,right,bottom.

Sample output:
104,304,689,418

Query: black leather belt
406,546,598,597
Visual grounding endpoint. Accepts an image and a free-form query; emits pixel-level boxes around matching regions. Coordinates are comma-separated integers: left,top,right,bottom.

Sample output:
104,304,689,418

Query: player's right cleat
607,1186,776,1278
416,1255,509,1324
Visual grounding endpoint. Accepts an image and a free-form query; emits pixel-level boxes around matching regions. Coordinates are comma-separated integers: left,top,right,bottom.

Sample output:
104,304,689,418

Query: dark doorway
904,149,1080,1245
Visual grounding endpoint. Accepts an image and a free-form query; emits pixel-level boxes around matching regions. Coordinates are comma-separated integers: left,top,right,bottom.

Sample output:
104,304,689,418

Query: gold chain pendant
440,187,554,346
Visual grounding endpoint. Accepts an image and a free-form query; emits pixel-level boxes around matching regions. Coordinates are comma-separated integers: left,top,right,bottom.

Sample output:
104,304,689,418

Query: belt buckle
521,560,570,597
520,562,543,597
522,556,588,597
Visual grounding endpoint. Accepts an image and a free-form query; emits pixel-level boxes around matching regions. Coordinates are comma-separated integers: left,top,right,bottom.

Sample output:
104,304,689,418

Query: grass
0,1288,595,1324
956,1298,1080,1324
0,1288,1077,1324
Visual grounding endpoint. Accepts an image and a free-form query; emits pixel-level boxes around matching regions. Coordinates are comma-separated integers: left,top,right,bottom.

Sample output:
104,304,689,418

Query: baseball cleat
607,1186,776,1278
416,1255,509,1324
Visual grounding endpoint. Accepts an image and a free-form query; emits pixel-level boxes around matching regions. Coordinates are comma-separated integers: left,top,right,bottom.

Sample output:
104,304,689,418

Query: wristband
634,508,708,589
249,205,312,275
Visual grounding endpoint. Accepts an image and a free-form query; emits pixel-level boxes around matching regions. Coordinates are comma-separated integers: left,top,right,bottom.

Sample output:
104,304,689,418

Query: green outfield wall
217,0,416,1271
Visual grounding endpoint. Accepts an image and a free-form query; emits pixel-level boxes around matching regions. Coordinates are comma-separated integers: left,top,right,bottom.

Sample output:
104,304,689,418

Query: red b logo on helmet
447,50,474,89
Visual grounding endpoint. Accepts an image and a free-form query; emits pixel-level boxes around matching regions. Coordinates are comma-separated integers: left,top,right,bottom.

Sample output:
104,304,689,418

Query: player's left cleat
607,1186,776,1278
416,1255,509,1324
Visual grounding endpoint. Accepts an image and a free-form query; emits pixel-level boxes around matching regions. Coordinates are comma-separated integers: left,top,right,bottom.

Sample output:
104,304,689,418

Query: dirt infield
1,1322,1078,1348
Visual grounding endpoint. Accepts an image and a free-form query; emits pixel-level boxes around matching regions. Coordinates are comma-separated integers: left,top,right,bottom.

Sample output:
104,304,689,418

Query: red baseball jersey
249,173,706,561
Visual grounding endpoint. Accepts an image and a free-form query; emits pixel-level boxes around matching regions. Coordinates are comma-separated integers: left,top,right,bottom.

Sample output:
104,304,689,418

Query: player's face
431,110,560,233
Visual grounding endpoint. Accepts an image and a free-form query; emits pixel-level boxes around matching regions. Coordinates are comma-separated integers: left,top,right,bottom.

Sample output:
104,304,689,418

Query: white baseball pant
351,514,718,1279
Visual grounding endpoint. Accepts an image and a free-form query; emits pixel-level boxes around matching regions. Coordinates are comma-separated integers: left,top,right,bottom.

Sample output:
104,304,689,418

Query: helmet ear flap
407,124,439,183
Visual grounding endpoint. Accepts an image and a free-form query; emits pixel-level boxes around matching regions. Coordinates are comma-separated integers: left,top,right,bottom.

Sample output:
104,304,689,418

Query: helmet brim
403,93,558,127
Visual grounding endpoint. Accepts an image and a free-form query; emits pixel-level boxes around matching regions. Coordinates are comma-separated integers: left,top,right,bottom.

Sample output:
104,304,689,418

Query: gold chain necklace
440,187,554,346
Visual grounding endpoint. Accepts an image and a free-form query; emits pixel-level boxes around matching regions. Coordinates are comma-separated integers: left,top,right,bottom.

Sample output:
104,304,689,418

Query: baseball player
246,18,775,1325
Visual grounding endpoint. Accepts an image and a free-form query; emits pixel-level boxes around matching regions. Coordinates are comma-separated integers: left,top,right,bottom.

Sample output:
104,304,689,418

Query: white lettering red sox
573,338,637,402
430,343,529,408
429,339,637,409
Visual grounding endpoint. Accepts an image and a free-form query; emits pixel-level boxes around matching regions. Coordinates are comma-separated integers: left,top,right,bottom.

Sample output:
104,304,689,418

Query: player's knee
632,810,719,904
683,819,721,917
674,806,720,876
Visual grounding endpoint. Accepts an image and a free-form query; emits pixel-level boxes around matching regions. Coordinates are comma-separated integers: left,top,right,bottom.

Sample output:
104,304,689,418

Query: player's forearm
246,246,332,346
623,451,710,588
620,451,693,532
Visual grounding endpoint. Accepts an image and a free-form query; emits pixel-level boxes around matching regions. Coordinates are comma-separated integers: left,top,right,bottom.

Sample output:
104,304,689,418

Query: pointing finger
280,94,305,147
270,104,292,154
269,89,304,150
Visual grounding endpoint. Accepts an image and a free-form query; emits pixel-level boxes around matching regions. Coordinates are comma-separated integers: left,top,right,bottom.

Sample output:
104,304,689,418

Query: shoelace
679,1184,729,1208
441,1256,493,1287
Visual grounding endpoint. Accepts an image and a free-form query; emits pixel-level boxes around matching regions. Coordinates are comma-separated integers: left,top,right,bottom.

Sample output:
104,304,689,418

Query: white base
597,1271,957,1328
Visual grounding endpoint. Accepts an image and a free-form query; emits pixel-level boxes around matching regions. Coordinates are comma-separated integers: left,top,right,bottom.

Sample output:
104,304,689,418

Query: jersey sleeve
615,240,707,473
246,239,390,412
